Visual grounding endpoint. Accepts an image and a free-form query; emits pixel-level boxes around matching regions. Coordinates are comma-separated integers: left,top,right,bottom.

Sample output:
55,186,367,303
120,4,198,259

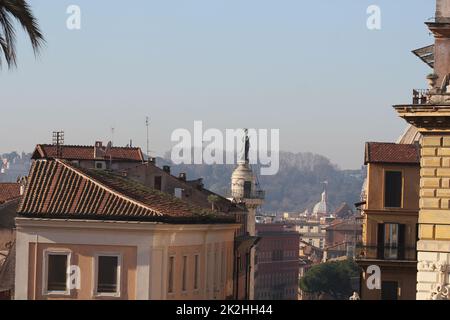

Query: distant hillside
158,151,365,214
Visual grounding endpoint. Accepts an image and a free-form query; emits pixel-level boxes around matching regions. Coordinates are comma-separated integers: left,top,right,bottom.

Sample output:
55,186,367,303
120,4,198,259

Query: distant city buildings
254,224,299,300
323,218,362,261
0,152,31,183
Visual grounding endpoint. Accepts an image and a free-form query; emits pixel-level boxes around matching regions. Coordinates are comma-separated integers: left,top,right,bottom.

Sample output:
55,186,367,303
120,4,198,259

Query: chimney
179,173,187,181
428,0,450,86
19,176,27,196
94,141,104,159
149,157,156,164
163,165,171,174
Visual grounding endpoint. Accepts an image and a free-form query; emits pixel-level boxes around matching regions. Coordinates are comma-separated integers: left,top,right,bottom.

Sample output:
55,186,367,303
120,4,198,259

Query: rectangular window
377,223,405,260
96,255,120,295
168,256,175,293
154,176,162,191
244,181,252,198
47,253,68,293
384,171,402,208
182,256,188,292
194,255,200,290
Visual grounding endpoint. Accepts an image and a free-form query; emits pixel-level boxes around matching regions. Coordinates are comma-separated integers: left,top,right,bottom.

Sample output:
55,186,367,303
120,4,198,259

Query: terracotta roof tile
0,183,21,205
18,160,233,224
32,144,144,162
365,142,420,165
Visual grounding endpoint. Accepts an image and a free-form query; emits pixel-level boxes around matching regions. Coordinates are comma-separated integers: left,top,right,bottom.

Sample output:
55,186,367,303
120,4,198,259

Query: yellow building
394,0,450,300
357,142,420,300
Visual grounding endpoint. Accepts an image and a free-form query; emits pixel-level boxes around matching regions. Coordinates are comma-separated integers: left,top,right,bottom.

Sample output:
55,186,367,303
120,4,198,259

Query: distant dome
313,191,328,215
397,125,422,144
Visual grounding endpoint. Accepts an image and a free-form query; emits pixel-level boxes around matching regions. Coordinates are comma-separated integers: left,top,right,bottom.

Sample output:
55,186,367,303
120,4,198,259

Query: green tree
299,259,361,300
0,0,45,68
207,195,219,211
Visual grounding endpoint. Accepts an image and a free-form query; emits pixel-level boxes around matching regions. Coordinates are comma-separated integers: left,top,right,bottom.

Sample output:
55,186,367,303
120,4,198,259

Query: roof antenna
52,131,64,158
111,127,115,146
146,116,150,160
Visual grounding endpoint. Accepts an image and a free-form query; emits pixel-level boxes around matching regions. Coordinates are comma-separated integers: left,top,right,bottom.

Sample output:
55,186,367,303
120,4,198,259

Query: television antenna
146,116,150,159
52,131,64,158
111,127,115,146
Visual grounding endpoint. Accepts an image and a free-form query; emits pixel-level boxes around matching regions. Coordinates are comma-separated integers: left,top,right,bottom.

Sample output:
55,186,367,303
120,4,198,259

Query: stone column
417,135,450,300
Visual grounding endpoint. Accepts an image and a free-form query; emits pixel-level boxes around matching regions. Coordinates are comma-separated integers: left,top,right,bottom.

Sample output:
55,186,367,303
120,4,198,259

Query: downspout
33,235,39,300
245,252,250,300
234,255,239,299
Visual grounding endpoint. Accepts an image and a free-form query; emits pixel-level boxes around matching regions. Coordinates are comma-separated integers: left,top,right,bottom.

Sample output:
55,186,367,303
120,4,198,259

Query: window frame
168,255,175,294
93,252,122,298
383,170,404,209
42,249,71,296
181,255,188,293
193,254,200,291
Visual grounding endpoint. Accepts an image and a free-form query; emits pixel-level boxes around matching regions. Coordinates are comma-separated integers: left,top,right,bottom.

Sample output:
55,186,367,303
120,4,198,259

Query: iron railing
412,89,429,105
229,190,265,200
356,245,417,261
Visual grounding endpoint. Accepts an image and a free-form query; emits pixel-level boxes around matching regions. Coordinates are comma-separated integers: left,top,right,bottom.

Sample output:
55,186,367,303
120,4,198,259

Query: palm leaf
0,0,45,68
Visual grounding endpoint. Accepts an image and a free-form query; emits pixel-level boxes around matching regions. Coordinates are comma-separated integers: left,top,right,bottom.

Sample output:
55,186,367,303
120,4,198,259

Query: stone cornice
394,104,450,131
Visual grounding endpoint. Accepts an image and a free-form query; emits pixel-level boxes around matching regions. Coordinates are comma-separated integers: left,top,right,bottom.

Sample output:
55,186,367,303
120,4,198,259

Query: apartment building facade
357,142,419,300
14,159,238,300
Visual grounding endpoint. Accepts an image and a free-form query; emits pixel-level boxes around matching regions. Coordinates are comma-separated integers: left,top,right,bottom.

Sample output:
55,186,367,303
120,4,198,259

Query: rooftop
0,183,21,205
364,142,420,165
18,160,234,224
32,144,144,162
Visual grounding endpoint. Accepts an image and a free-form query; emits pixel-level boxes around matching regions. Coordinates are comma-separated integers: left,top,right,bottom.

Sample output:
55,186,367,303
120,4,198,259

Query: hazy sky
0,0,434,169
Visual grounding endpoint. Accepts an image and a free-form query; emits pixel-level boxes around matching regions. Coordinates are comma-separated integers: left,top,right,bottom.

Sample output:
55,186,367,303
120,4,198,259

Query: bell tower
395,0,450,300
230,129,264,300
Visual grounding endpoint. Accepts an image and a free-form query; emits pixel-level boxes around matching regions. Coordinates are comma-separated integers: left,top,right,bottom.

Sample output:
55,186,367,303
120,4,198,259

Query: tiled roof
32,144,144,162
0,243,15,292
18,160,234,224
365,142,420,165
325,220,362,232
0,183,21,205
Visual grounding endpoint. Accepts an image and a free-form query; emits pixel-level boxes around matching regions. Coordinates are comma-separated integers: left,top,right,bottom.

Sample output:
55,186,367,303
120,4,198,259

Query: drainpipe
245,252,250,300
235,255,240,299
33,235,39,300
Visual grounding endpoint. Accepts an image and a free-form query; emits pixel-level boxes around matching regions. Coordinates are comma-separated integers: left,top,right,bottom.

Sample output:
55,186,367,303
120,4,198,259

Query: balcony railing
412,89,429,105
229,190,265,200
356,245,417,261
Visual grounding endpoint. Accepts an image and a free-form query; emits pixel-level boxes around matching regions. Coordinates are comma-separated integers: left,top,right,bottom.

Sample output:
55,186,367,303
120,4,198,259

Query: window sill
93,292,121,298
43,291,71,297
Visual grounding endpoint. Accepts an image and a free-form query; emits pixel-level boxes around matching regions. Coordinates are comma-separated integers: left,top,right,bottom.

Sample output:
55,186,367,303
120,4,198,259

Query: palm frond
0,0,45,68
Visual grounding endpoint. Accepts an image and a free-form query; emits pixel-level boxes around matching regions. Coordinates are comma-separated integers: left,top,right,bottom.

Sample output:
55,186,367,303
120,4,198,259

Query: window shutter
377,223,385,259
398,224,406,260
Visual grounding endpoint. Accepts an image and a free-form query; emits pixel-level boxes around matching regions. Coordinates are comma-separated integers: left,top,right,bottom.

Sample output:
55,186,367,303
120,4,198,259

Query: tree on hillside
0,0,45,68
299,259,361,300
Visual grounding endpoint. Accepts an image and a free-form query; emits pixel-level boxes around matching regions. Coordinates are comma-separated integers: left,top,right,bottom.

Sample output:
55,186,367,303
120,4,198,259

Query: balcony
355,245,417,262
412,89,430,105
229,190,265,200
